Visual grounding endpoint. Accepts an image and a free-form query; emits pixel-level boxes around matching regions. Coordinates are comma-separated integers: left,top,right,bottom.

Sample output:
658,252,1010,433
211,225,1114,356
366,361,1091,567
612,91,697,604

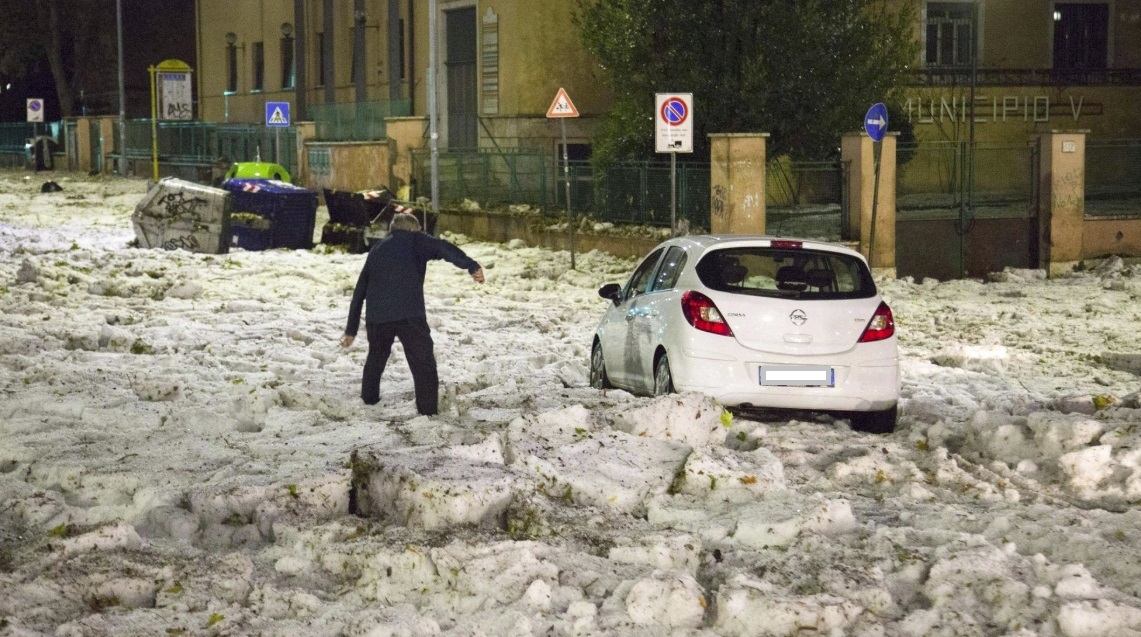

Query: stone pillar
708,133,768,235
76,117,93,173
96,117,116,175
294,121,317,188
841,132,897,276
385,116,429,198
1035,131,1086,277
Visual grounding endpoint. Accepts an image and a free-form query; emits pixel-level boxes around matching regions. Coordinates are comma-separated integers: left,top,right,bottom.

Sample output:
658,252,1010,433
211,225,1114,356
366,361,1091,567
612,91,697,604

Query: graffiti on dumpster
161,234,200,251
154,191,209,221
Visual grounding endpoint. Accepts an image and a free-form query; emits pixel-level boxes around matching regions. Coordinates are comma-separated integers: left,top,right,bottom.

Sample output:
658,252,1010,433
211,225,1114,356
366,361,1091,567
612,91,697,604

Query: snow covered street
1,171,1140,636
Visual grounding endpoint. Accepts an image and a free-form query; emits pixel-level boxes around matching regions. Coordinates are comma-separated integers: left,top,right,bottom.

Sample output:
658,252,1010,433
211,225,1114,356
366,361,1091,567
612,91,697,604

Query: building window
226,43,238,92
281,35,295,89
1054,3,1109,70
252,41,264,91
925,2,975,67
316,32,325,87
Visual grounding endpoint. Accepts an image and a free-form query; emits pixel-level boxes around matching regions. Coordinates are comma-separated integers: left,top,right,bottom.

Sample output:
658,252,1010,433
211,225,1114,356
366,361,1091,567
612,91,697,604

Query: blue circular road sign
864,103,889,142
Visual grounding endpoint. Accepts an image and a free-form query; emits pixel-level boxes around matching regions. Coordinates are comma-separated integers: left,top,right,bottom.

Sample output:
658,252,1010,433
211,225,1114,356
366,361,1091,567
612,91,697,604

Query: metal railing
310,99,412,142
112,120,297,175
565,160,711,229
909,67,1141,86
897,141,1038,219
411,148,549,207
0,123,36,167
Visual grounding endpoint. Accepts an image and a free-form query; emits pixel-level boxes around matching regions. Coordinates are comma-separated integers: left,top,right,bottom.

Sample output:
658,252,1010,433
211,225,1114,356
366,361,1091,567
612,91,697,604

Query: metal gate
896,140,1040,280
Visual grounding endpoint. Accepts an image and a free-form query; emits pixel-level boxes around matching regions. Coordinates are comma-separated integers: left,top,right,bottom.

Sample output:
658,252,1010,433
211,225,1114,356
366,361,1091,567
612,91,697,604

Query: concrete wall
1083,217,1141,259
306,141,391,193
436,209,656,260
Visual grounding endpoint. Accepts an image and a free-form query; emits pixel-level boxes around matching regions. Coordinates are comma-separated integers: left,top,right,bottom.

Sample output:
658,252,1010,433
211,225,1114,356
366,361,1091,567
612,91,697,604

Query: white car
590,235,899,433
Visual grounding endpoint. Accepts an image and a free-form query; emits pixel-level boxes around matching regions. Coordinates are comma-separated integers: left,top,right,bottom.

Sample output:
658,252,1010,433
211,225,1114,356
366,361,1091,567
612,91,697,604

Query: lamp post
117,0,126,176
428,0,439,215
959,0,980,278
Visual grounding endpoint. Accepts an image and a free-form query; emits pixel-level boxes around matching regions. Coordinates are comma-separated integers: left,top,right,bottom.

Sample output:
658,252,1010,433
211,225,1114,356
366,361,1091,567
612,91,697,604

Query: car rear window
695,247,875,299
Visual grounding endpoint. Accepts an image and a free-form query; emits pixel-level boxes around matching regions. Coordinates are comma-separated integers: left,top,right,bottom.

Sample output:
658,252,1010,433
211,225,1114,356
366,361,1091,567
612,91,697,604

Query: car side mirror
598,283,622,305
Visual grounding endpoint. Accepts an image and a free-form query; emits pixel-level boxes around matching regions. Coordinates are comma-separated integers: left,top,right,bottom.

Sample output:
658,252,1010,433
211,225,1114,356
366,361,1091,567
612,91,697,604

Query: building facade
194,0,609,154
901,0,1141,143
194,1,1141,155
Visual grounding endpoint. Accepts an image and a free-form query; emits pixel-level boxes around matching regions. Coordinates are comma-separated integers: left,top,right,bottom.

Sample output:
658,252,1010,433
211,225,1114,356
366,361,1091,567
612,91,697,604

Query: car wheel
590,342,612,389
653,352,674,396
852,405,897,434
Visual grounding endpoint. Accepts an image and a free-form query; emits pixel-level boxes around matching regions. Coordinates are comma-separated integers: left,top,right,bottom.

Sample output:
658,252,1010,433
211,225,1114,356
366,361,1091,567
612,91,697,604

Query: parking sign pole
670,152,676,236
562,117,574,270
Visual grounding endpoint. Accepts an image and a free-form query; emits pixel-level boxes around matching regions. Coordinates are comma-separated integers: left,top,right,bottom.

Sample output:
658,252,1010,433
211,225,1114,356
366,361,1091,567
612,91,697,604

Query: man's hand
471,268,485,284
340,334,355,348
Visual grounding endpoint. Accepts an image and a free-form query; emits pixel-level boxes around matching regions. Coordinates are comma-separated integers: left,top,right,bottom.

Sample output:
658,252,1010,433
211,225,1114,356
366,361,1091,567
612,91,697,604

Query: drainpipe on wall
388,0,401,102
323,0,335,104
294,0,307,120
354,0,366,103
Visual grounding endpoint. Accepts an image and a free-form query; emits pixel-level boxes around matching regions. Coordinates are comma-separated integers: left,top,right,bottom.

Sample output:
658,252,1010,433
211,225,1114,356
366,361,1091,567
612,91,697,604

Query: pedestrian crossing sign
266,102,291,127
546,88,579,118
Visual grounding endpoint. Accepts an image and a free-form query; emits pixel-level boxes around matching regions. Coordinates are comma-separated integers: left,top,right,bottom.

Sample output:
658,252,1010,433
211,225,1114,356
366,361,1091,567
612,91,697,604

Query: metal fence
1085,140,1141,218
0,123,36,168
113,120,297,175
410,148,550,207
897,141,1037,218
563,161,711,229
766,160,849,241
310,99,411,142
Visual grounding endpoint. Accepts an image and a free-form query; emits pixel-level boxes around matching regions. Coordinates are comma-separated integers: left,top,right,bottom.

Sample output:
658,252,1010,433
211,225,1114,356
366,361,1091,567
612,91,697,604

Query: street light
117,0,126,176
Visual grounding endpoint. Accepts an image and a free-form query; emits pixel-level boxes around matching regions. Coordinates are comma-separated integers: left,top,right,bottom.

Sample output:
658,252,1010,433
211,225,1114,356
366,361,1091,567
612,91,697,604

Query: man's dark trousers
362,317,438,415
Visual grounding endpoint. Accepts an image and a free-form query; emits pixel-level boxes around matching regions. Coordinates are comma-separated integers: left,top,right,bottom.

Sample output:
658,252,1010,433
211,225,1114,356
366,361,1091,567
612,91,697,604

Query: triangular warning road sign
546,88,579,118
268,107,288,125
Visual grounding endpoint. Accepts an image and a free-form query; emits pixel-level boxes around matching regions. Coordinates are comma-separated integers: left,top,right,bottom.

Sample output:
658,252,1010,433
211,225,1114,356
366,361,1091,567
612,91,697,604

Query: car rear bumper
671,349,899,412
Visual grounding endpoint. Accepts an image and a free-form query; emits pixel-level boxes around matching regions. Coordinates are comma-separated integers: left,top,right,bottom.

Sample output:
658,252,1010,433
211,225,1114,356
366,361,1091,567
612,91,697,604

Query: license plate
759,365,834,387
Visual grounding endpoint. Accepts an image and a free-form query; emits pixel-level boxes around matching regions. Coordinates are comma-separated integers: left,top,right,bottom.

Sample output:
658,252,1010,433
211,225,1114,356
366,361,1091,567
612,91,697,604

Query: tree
0,0,118,117
574,0,918,163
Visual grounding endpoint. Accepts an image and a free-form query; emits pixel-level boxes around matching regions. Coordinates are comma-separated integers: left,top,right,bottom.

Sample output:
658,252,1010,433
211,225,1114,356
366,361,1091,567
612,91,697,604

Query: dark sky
0,0,196,122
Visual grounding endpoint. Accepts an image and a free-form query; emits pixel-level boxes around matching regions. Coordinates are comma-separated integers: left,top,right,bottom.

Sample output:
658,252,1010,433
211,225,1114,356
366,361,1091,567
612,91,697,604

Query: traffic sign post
864,103,889,267
656,93,693,236
547,88,580,270
266,102,291,167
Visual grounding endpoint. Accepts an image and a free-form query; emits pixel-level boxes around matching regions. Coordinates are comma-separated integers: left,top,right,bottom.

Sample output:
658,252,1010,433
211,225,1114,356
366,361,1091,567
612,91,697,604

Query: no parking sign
26,98,44,123
655,93,693,153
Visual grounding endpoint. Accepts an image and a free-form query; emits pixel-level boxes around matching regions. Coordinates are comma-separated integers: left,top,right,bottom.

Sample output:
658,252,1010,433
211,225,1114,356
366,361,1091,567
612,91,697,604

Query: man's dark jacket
345,230,480,336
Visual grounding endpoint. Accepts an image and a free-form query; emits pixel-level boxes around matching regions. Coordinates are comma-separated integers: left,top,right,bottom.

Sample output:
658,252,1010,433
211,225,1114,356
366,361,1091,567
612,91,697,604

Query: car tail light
770,240,802,249
858,302,895,343
681,291,734,336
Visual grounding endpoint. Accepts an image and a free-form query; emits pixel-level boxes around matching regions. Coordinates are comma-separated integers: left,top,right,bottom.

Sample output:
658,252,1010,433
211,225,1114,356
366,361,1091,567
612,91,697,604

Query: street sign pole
546,87,581,271
562,117,574,270
670,152,676,236
864,102,889,270
655,93,693,235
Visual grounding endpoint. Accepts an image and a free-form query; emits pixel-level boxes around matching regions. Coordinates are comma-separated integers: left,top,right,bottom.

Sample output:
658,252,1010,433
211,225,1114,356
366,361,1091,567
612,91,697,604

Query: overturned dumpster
321,187,438,253
132,178,231,254
223,179,318,251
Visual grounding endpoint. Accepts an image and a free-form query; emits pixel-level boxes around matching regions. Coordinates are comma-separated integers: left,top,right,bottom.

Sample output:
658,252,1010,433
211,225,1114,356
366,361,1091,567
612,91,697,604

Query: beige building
195,1,1141,147
899,0,1141,143
194,0,609,154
